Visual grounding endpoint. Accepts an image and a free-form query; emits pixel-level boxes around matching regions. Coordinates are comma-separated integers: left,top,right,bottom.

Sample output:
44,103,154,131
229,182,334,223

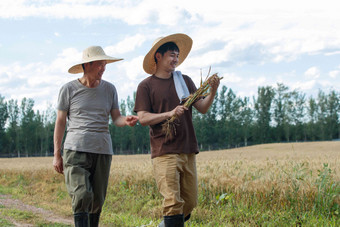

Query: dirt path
0,194,73,226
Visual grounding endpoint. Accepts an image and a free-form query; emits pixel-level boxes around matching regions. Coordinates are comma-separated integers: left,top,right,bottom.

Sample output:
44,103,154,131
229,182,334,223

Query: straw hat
68,46,123,74
143,33,193,74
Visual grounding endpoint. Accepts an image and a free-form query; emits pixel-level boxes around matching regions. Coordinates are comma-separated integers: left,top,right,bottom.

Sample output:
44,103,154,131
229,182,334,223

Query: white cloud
105,34,146,55
50,48,82,74
304,67,320,79
0,47,82,111
117,56,144,80
254,76,267,87
291,80,316,91
239,76,267,89
318,80,333,87
220,72,242,83
329,70,339,78
325,50,340,56
188,48,229,68
2,1,340,64
0,62,56,108
0,0,192,26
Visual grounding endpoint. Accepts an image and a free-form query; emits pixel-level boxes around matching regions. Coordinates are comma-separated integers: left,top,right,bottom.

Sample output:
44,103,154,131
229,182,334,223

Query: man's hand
193,74,221,114
125,115,139,126
170,105,188,118
53,153,64,174
208,74,220,93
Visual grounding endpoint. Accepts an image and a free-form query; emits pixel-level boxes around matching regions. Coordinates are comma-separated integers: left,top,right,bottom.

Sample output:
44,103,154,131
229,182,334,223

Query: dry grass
0,141,339,225
198,141,340,181
1,141,338,179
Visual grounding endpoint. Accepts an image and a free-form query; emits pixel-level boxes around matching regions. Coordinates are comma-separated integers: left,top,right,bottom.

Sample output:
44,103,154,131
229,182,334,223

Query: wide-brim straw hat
143,33,193,74
68,46,123,74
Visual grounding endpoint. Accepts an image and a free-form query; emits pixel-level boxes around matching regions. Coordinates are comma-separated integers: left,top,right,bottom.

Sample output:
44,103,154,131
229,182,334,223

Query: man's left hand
209,74,220,92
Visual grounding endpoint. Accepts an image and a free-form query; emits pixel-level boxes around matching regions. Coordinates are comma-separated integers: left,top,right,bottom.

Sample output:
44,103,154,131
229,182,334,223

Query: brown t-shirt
134,74,200,158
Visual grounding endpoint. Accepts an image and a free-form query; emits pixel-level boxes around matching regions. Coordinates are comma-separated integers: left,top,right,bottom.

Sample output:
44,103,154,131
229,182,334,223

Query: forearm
53,122,65,157
113,115,127,127
138,111,172,126
194,90,217,114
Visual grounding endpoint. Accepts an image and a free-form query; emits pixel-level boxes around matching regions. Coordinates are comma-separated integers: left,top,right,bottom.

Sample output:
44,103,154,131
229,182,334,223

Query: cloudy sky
1,0,340,111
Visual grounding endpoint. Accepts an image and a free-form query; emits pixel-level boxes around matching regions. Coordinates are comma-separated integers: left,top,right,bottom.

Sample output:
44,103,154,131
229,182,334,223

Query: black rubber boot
164,214,184,227
89,213,100,227
74,212,89,227
184,213,191,222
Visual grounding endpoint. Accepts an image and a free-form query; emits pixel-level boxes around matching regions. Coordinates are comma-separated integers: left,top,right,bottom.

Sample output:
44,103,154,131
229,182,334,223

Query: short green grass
0,216,14,227
0,213,71,227
0,207,71,227
0,196,71,227
0,208,38,222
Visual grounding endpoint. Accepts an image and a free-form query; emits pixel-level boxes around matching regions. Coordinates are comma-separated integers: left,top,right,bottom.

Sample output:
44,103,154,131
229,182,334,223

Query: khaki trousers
63,150,112,214
152,153,198,216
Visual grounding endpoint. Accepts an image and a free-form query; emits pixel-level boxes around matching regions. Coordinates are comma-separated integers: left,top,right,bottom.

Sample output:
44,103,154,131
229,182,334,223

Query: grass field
0,141,339,226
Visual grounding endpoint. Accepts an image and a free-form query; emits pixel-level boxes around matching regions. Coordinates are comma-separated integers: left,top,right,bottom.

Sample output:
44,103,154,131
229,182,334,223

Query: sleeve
183,75,197,94
134,82,152,113
111,84,120,110
56,84,70,111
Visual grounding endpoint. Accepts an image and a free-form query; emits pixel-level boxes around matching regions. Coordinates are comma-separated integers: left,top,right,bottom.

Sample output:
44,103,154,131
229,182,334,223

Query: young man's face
156,50,179,73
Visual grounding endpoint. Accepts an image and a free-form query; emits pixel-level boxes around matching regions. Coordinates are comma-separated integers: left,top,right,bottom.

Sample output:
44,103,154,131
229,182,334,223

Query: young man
134,34,220,226
53,46,138,227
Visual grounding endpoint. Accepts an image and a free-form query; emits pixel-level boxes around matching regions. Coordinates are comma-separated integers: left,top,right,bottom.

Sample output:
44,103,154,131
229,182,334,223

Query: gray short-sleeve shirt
57,79,119,155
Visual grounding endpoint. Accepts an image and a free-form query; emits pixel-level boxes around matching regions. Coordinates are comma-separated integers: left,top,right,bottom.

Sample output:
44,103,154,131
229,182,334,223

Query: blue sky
1,0,340,111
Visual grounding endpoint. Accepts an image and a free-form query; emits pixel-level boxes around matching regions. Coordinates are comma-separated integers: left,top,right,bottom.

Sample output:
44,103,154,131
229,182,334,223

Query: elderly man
53,46,138,227
134,34,220,226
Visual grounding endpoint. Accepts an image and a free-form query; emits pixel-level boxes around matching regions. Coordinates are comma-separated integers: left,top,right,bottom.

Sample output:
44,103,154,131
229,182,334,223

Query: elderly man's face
85,60,107,79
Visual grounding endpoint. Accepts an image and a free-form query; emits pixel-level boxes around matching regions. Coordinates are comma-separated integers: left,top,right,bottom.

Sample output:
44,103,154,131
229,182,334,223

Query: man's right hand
53,153,64,174
170,105,188,118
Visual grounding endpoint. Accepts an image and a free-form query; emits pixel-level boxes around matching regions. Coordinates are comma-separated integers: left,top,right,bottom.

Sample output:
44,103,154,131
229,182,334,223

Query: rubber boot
74,212,89,227
184,213,191,222
89,213,100,227
164,214,184,227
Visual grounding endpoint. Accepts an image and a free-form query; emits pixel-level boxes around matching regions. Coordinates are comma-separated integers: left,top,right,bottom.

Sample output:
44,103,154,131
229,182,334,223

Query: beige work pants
152,153,198,216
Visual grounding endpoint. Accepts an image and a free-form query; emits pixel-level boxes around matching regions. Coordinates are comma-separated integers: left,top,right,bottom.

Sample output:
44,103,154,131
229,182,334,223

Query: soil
0,194,73,226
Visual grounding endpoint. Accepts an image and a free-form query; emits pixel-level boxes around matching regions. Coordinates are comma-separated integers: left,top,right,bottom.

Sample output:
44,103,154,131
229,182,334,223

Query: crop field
0,141,339,226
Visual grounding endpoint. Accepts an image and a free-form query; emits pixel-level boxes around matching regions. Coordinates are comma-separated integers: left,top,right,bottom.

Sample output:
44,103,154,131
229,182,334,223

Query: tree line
0,83,339,157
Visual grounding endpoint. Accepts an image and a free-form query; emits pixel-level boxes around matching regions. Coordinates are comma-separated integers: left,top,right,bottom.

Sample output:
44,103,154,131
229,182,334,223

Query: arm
193,75,220,114
53,110,67,174
137,105,188,126
110,109,139,127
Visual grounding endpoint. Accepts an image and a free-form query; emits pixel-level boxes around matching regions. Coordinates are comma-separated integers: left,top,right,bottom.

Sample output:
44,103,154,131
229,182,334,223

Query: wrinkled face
85,60,107,79
155,50,179,73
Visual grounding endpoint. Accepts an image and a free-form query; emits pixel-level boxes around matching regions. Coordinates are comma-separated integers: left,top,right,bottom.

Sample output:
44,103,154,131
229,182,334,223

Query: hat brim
143,33,192,75
68,56,123,74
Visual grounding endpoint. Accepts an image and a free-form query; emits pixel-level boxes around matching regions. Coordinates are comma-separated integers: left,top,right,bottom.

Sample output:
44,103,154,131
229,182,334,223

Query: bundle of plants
162,68,223,141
